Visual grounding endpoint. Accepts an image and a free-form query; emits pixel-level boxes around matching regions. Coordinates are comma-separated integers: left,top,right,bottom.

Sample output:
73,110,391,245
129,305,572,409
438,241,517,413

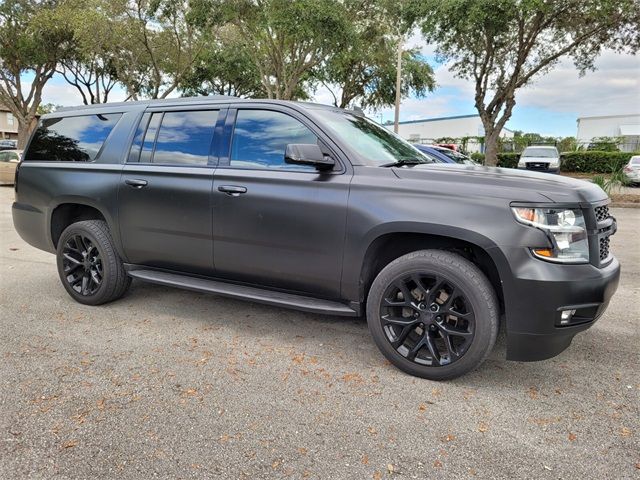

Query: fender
341,221,514,305
47,195,127,260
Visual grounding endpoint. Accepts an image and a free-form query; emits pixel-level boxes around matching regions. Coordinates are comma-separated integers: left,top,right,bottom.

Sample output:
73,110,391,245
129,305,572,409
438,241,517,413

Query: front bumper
501,248,620,361
517,164,560,173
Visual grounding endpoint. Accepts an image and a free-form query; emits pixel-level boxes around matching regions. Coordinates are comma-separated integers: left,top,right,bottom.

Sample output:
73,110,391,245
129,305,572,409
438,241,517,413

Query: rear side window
128,110,218,165
25,113,122,162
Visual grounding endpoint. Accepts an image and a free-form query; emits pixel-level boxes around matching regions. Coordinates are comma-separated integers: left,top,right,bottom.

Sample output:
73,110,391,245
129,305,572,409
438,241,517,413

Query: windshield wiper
379,159,430,168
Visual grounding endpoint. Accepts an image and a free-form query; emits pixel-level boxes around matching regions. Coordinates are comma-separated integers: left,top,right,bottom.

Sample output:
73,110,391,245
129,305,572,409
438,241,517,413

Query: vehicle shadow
119,279,527,383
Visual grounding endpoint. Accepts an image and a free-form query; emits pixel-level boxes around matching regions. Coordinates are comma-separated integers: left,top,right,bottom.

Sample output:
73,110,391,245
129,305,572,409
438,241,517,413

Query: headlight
518,158,525,166
549,158,559,167
512,207,589,263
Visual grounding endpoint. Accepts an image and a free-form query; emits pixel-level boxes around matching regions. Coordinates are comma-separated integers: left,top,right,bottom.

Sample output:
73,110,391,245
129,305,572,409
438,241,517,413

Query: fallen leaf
528,386,539,399
433,459,443,468
418,403,427,411
298,447,308,455
361,455,369,465
9,247,19,251
387,464,395,474
620,427,631,437
442,433,456,442
568,433,577,441
477,422,489,433
62,440,78,449
367,426,378,435
373,471,382,480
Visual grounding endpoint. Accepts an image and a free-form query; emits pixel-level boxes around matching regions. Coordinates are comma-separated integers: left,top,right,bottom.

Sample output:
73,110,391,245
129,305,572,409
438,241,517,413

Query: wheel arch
347,223,511,314
48,197,118,252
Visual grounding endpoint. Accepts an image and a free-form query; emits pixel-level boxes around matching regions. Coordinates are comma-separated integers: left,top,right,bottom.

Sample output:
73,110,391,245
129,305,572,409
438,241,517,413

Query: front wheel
366,250,499,380
56,220,131,305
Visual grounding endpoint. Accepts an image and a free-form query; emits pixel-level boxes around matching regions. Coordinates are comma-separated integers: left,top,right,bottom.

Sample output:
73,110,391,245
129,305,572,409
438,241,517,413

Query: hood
392,163,607,204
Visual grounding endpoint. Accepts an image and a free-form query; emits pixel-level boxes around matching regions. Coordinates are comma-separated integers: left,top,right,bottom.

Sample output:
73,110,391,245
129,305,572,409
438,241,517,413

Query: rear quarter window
24,113,122,162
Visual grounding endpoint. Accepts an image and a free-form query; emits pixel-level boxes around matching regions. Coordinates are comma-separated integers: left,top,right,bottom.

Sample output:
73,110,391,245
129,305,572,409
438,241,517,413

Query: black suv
12,97,620,380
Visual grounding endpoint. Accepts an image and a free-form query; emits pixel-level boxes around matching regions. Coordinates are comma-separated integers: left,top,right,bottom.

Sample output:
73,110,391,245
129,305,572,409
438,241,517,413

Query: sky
32,38,640,138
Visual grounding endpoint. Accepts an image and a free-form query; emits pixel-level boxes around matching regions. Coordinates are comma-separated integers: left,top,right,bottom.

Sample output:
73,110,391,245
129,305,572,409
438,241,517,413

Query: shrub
469,152,519,168
496,153,520,168
470,152,485,162
470,150,639,172
560,151,638,173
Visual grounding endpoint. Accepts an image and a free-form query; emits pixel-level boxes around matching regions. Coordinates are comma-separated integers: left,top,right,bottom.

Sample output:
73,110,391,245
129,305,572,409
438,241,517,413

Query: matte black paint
12,97,620,363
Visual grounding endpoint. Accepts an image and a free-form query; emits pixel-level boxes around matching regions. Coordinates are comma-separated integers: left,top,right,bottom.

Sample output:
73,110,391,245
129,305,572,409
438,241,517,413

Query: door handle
125,178,148,189
218,185,247,196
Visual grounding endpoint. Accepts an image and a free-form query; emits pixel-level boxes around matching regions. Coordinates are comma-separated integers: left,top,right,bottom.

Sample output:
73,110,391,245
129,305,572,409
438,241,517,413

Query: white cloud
516,50,640,117
36,81,129,107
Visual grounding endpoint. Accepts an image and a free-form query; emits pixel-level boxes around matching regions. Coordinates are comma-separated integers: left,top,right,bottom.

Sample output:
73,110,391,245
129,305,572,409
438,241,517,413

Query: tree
409,0,640,166
37,102,62,115
180,26,266,98
0,0,74,148
57,1,120,104
105,0,209,100
193,0,352,100
321,1,435,110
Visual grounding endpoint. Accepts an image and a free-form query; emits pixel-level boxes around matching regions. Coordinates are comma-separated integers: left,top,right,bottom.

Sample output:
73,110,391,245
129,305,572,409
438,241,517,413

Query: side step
126,269,358,316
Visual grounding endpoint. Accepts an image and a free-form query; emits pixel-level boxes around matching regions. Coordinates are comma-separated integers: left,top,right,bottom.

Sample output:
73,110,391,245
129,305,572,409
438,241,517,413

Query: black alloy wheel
366,250,498,380
62,234,103,296
56,220,131,305
379,274,475,367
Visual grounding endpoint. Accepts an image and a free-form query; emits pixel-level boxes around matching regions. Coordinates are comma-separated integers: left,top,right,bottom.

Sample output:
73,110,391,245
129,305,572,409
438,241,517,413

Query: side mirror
285,144,335,170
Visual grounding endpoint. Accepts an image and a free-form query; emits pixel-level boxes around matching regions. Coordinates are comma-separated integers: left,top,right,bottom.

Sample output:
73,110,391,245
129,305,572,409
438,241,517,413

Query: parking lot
0,185,638,479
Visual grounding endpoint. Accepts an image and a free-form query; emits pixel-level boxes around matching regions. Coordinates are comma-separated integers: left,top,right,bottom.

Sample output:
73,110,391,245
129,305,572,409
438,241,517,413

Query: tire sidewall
56,223,112,305
366,252,497,380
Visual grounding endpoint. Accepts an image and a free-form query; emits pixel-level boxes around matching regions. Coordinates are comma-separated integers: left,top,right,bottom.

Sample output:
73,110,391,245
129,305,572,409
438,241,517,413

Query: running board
126,269,358,316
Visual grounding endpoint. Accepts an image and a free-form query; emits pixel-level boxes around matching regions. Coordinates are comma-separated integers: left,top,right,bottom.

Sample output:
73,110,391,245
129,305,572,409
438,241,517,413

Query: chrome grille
599,236,610,261
595,205,609,223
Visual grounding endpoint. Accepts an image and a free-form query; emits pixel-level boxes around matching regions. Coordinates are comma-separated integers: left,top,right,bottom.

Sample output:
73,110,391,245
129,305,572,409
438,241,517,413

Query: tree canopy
0,0,75,147
408,0,640,165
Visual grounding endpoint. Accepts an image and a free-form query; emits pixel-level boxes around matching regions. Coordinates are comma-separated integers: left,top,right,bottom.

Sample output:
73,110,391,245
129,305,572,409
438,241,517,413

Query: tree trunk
483,127,501,166
17,114,37,150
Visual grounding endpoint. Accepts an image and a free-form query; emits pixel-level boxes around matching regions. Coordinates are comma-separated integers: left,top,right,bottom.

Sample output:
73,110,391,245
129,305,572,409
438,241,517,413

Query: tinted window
128,112,151,162
152,111,218,165
230,110,318,170
25,114,121,162
139,113,161,164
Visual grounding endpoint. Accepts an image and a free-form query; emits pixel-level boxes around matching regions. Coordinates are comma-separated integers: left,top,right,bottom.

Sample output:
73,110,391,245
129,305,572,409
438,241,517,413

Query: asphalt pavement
1,185,638,479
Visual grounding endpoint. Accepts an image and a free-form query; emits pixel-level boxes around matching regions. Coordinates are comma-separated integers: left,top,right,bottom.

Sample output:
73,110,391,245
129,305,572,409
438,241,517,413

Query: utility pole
393,37,403,134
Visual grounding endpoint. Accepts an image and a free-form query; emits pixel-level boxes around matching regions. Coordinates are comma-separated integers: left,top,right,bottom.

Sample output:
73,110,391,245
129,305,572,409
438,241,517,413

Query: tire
366,249,499,380
56,220,131,305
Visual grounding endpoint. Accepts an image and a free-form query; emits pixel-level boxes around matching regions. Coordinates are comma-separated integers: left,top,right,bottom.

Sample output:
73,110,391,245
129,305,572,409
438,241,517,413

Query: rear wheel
56,220,131,305
366,249,498,380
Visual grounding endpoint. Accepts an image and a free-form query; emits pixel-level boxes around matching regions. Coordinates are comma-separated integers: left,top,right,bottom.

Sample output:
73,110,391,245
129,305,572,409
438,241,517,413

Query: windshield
522,147,558,158
435,147,469,163
311,110,433,166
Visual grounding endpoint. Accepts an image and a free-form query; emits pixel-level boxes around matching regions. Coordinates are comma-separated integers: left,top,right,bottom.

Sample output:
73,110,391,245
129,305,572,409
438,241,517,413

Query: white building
576,114,640,152
384,114,514,153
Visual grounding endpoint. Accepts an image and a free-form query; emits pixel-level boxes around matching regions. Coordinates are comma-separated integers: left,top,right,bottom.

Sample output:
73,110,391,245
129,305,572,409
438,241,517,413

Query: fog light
560,309,576,325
